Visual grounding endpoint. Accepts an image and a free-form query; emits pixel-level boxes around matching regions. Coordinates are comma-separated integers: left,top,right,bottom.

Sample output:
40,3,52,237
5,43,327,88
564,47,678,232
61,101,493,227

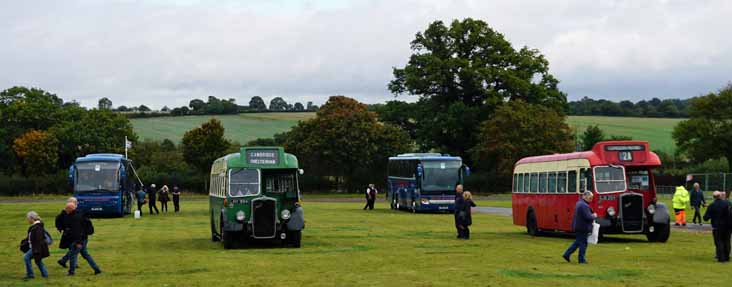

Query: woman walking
172,185,181,213
458,191,477,239
21,211,50,280
159,185,170,213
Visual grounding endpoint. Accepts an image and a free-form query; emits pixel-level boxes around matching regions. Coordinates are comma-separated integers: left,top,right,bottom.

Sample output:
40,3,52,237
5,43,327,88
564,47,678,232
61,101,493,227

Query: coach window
538,173,546,193
568,170,577,193
530,173,538,193
548,172,557,193
518,173,524,193
558,171,567,193
523,173,530,193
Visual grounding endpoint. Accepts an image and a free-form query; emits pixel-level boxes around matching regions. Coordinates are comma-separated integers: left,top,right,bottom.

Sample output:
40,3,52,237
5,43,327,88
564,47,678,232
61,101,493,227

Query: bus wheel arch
210,210,220,242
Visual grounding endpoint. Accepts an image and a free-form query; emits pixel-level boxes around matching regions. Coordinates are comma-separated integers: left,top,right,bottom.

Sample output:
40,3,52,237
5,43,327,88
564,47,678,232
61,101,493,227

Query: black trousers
173,195,180,212
137,202,144,216
458,225,470,239
363,199,374,210
692,206,702,224
149,200,159,214
713,228,731,262
161,201,168,212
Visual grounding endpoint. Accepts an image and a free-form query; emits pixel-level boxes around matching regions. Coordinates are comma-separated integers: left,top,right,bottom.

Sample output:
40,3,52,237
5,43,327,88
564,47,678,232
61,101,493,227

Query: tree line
568,97,692,118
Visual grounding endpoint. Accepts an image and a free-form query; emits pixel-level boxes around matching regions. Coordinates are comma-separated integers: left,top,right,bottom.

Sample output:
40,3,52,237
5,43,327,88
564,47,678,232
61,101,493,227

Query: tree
13,130,60,176
282,96,411,191
471,101,573,189
171,106,190,116
389,18,566,162
116,105,129,112
249,96,267,111
581,125,605,150
293,102,305,111
189,99,206,114
373,100,419,140
138,105,151,112
98,97,113,110
269,97,289,111
673,84,732,169
181,119,231,173
161,106,170,112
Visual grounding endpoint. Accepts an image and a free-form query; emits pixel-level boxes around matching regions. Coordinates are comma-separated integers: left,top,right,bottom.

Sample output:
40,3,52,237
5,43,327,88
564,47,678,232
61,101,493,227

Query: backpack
83,217,95,236
44,229,53,245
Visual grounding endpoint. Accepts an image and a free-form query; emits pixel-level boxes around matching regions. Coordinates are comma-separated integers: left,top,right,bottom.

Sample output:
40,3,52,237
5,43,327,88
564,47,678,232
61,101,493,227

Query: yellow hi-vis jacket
673,186,690,210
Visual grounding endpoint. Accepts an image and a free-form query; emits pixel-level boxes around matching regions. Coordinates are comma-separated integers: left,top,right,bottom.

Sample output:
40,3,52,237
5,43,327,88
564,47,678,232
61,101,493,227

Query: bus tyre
210,213,220,242
526,210,539,236
647,223,670,243
391,197,397,210
222,231,235,249
411,200,416,213
292,230,302,248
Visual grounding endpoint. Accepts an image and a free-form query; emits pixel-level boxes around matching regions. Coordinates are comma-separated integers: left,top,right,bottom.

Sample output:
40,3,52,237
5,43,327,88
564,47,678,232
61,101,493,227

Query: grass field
132,114,682,153
130,113,315,144
1,198,728,286
567,116,683,153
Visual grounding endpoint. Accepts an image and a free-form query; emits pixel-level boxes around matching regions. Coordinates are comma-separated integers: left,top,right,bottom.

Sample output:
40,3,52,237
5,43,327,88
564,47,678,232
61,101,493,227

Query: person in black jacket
147,184,159,215
22,211,49,280
458,191,477,239
453,184,465,239
172,185,181,213
690,183,706,226
363,184,377,210
563,191,597,264
703,191,731,262
56,197,78,269
62,202,102,275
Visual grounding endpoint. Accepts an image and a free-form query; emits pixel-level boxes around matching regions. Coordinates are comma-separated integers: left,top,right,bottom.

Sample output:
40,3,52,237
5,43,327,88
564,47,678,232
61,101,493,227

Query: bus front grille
620,193,644,233
252,199,276,238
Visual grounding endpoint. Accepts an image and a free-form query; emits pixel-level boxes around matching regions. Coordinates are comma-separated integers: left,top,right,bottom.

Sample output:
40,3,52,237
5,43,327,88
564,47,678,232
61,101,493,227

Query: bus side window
539,173,547,193
513,174,518,193
568,170,577,193
524,173,530,193
548,172,557,193
558,171,567,193
530,173,538,193
519,173,524,193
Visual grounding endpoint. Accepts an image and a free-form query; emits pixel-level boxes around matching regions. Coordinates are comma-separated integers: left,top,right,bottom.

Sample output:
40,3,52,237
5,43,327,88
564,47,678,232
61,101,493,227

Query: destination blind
247,149,280,165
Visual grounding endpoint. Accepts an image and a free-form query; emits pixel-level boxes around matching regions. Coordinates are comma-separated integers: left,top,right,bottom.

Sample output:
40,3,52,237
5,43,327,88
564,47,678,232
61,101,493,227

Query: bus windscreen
422,161,461,192
594,166,626,193
75,162,120,193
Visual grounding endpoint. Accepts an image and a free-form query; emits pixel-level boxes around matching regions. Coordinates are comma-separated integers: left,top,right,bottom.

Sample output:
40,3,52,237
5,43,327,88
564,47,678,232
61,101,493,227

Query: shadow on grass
525,231,649,244
499,268,642,280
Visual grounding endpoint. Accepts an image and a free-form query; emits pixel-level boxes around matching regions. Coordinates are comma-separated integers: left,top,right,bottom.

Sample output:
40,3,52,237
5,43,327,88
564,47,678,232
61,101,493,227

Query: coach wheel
411,200,417,213
391,196,397,210
526,210,539,236
648,223,670,243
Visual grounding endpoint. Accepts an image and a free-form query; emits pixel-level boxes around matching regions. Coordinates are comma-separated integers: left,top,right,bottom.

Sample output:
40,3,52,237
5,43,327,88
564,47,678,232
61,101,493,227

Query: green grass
568,116,683,153
130,112,315,144
1,199,729,286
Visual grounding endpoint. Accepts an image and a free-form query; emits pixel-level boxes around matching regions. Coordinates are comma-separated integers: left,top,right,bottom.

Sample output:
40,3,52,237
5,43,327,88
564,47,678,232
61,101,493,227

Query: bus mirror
416,164,423,178
298,169,305,175
464,166,471,177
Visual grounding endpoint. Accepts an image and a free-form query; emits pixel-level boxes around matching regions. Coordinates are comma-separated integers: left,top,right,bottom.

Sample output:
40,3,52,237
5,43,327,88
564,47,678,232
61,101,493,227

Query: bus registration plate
438,206,448,210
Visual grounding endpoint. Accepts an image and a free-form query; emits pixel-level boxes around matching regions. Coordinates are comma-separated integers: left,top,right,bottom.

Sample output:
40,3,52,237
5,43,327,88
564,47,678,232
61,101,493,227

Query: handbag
20,238,30,253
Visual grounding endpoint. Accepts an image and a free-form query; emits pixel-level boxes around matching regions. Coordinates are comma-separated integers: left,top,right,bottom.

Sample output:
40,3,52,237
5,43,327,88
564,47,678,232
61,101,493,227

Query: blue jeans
23,249,48,278
68,240,100,274
563,232,589,263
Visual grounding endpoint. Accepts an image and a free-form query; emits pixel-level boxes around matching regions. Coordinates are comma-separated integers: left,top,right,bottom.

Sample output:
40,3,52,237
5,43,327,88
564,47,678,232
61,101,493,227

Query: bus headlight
647,204,656,215
236,210,245,221
421,198,429,204
607,207,616,217
281,209,291,220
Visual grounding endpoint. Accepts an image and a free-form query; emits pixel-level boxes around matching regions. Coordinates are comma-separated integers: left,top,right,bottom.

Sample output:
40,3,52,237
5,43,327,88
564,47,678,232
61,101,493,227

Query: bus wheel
391,197,397,210
526,210,539,236
210,212,220,242
411,200,417,213
221,217,234,249
647,223,670,243
292,230,302,248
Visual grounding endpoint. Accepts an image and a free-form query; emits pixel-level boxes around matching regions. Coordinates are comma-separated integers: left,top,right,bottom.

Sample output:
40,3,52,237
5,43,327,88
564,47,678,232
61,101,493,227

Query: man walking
673,186,690,226
136,188,146,216
147,184,159,215
61,202,102,275
563,191,597,264
172,185,181,213
690,183,706,226
56,197,77,269
704,191,731,262
454,184,465,239
363,184,377,210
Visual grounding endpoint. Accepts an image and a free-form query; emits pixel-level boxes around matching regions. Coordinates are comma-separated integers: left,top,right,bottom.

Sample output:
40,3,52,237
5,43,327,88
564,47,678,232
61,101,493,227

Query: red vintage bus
511,141,670,242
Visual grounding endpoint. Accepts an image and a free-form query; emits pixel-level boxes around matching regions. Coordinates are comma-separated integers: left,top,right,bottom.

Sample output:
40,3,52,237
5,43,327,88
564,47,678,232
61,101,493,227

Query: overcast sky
1,0,730,109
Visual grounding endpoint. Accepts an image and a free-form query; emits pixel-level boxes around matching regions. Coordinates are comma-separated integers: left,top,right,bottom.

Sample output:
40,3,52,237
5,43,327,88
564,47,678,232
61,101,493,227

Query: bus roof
389,153,462,161
515,141,661,167
223,147,299,169
75,153,127,163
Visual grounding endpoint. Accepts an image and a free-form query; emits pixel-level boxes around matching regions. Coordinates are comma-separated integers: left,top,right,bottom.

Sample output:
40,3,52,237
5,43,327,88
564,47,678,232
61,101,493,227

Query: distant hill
132,114,681,153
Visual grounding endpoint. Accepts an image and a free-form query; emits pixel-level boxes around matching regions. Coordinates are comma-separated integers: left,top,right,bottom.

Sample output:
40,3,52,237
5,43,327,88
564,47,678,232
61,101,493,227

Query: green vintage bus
209,147,304,248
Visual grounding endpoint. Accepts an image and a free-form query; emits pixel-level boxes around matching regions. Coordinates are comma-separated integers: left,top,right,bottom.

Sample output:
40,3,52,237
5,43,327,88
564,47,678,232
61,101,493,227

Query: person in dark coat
22,211,49,280
147,184,159,215
62,202,102,275
563,191,597,264
458,191,477,239
159,185,170,213
286,202,305,247
136,188,146,216
690,183,706,226
363,184,377,210
453,184,465,239
703,191,731,262
55,197,78,268
172,185,181,213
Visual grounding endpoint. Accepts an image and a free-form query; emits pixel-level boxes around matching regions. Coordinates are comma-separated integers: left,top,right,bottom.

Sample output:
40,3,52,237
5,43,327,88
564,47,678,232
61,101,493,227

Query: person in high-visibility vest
673,186,691,226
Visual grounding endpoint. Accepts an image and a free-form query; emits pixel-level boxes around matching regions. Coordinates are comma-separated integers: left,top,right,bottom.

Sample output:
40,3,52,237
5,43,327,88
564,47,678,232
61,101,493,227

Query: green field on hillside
132,114,682,152
567,116,683,152
130,113,315,144
1,199,729,286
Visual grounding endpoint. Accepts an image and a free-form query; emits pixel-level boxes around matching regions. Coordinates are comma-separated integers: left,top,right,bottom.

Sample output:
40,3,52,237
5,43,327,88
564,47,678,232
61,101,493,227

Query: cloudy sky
1,0,730,109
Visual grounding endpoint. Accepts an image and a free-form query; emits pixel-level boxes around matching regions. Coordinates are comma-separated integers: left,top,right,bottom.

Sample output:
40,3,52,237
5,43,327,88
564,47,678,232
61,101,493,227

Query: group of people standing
672,183,707,226
20,197,101,280
135,184,182,216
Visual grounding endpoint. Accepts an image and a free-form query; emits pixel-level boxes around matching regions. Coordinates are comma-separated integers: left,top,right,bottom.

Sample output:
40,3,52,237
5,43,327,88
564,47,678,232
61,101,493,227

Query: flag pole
125,136,128,159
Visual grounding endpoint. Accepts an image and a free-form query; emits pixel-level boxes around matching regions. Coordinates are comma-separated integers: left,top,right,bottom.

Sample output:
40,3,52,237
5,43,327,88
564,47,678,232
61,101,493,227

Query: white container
134,210,141,219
